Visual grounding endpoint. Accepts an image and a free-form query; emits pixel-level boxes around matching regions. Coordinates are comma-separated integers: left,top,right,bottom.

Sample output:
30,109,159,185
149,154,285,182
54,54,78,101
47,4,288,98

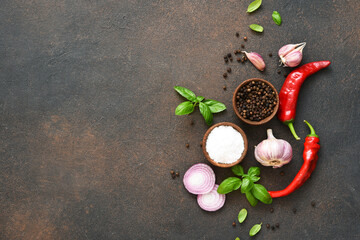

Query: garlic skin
242,51,265,71
254,129,292,168
278,42,306,67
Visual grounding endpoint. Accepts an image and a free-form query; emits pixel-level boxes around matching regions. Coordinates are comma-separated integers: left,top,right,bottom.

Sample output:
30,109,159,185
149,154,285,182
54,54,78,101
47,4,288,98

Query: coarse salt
206,126,244,164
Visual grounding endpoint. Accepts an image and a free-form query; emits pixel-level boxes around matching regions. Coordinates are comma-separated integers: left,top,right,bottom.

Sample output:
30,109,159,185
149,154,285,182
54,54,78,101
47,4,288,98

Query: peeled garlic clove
242,51,265,71
254,129,292,168
278,42,306,68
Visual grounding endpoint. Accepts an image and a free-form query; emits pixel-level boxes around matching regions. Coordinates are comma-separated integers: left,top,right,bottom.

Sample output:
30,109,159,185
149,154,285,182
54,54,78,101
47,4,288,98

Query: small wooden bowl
202,122,248,168
232,78,279,125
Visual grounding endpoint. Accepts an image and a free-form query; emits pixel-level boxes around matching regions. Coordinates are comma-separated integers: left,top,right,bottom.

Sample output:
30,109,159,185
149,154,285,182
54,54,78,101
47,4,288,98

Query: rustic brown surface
0,0,359,239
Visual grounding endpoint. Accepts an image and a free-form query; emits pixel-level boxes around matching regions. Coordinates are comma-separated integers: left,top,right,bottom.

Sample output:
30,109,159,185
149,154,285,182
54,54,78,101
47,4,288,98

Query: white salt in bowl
202,122,248,168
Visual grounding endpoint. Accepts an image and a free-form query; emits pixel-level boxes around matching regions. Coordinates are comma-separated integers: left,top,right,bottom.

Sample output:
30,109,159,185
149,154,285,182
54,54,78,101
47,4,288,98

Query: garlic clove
278,42,306,67
283,50,303,67
242,51,266,71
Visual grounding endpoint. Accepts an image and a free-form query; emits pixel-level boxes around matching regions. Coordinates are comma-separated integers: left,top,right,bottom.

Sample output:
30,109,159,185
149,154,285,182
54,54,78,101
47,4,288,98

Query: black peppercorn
227,53,232,58
237,57,241,62
232,222,236,227
271,226,275,231
243,36,247,41
223,86,227,90
270,208,274,213
236,32,239,37
223,73,228,78
269,53,273,57
276,223,280,228
311,201,316,207
280,171,285,176
170,170,174,175
241,44,245,48
227,67,232,73
176,172,180,177
266,224,270,229
185,143,189,148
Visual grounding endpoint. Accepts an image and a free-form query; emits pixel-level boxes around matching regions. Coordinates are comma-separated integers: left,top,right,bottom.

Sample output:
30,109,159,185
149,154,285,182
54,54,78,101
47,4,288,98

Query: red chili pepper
268,120,320,198
278,61,331,140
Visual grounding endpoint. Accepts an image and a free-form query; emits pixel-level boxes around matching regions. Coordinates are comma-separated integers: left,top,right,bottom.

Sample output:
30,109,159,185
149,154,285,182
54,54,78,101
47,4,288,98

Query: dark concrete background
0,0,359,239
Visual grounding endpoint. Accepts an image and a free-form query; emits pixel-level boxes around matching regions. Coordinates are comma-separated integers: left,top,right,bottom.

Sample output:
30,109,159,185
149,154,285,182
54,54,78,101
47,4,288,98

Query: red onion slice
197,185,226,212
183,163,216,195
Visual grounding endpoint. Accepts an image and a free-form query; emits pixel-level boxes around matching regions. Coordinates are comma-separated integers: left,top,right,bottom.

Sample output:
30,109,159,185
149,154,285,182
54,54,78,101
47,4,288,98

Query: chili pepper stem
287,122,300,140
304,120,318,138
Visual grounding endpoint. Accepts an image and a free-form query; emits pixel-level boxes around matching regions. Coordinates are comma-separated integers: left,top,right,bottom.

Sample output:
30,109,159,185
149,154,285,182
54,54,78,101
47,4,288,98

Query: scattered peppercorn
200,142,203,147
269,53,273,57
311,201,316,207
243,36,247,41
271,226,275,231
232,222,236,227
224,55,228,60
280,171,285,176
284,74,288,77
185,143,189,148
227,67,232,73
276,223,280,228
277,69,281,74
223,85,227,90
266,224,270,229
236,32,239,37
171,174,176,179
270,208,274,213
176,172,180,177
224,58,229,63
227,53,232,58
190,120,194,125
236,57,241,62
293,208,297,214
223,73,228,78
241,44,245,48
229,57,233,62
170,170,175,175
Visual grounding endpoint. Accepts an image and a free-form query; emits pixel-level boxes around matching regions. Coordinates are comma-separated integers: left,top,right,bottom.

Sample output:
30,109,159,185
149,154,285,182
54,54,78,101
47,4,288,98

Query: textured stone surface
0,0,359,239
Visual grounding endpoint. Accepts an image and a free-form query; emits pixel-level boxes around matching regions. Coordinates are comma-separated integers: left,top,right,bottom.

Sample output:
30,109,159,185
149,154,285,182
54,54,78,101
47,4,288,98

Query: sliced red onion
183,163,216,195
197,185,226,212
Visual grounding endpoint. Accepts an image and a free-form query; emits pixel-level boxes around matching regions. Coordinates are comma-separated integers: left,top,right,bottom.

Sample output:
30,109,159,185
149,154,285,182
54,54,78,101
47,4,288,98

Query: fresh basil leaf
231,165,244,177
174,86,197,102
245,191,258,207
203,99,221,105
208,103,226,113
249,24,263,33
241,177,254,193
251,184,272,204
235,238,240,240
175,101,194,115
272,11,282,25
238,208,247,223
247,0,262,13
249,223,262,236
248,167,260,177
249,175,260,183
217,177,242,194
196,96,205,102
199,102,213,126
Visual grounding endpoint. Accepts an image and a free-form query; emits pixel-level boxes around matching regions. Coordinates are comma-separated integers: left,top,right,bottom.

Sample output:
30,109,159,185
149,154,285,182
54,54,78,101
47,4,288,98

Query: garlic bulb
255,129,292,168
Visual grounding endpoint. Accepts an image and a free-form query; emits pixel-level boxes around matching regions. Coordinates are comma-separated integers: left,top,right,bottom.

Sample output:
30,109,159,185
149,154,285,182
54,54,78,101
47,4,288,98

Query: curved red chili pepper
278,61,331,140
268,120,320,198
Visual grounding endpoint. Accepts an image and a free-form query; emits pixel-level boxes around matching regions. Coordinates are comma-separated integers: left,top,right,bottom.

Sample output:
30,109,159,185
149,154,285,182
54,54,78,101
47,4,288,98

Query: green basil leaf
217,177,242,194
272,11,282,25
175,101,194,115
249,175,260,183
196,96,205,102
231,165,244,177
245,191,258,207
203,99,221,105
174,86,197,102
241,177,254,193
238,208,247,223
247,0,262,13
249,223,262,236
235,238,240,240
248,167,260,177
251,184,272,204
208,103,226,113
199,102,213,126
249,24,263,33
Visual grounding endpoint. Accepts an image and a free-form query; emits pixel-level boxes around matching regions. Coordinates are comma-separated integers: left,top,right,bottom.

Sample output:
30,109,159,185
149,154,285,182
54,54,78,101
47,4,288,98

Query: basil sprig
174,86,226,125
217,165,272,206
249,223,262,236
272,11,282,25
247,0,262,13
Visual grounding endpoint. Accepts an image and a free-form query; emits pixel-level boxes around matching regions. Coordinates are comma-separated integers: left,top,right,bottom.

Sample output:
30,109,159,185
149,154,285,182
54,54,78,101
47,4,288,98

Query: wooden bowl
232,78,279,125
202,122,248,168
